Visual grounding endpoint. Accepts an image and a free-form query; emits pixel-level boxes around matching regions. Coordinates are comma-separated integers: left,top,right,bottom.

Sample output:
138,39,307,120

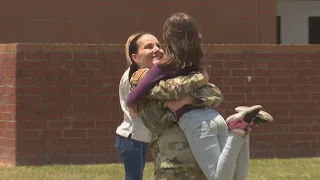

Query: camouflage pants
151,125,207,180
154,168,207,180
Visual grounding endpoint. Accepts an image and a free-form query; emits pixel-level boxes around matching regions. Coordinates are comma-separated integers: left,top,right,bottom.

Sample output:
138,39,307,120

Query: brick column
0,44,17,165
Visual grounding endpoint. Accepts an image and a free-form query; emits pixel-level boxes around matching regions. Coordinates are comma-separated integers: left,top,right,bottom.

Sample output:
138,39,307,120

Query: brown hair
161,12,204,71
124,32,150,79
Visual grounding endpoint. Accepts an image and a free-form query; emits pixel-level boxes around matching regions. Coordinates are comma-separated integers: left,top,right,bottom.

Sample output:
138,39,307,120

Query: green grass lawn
0,158,319,180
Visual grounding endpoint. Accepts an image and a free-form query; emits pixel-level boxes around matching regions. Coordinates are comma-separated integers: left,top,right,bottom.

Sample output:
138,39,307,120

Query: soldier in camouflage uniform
127,13,274,180
130,68,222,180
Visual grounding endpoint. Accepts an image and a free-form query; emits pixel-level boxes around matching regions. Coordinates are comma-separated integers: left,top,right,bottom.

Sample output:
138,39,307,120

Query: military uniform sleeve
130,69,207,100
130,69,224,108
148,72,208,100
191,83,223,108
126,65,167,107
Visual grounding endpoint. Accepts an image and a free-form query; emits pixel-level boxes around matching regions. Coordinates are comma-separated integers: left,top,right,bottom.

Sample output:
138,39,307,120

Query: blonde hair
125,33,140,67
125,32,151,80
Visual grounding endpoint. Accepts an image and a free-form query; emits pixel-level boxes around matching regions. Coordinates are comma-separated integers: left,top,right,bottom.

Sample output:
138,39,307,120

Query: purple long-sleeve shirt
126,63,195,107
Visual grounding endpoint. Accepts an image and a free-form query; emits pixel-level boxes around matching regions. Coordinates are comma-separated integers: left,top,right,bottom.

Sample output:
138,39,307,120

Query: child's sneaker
235,106,273,124
226,105,263,133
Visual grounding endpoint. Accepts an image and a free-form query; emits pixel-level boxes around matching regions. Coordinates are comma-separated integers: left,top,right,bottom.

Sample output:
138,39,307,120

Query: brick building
0,0,319,166
3,0,320,45
0,0,276,44
277,0,320,44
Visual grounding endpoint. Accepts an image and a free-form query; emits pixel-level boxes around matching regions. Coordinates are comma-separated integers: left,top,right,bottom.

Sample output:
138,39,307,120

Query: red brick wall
204,45,320,158
0,45,17,165
0,44,319,165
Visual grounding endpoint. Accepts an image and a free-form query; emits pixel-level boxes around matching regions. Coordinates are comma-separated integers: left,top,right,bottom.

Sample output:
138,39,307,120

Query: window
277,16,281,44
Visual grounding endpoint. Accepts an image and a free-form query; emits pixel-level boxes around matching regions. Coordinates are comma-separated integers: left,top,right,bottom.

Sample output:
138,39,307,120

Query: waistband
175,105,202,122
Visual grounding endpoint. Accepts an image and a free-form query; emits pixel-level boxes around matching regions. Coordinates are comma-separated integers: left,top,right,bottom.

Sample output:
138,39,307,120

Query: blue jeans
115,135,148,180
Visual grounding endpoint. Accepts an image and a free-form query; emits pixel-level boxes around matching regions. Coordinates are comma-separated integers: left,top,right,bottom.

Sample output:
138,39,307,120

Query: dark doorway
277,16,281,44
309,16,320,44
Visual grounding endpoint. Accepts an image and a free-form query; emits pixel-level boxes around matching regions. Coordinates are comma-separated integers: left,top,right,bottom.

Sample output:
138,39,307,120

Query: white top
115,68,151,143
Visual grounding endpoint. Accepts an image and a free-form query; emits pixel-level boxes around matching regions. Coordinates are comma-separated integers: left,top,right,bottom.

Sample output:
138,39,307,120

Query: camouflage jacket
130,69,223,137
130,68,223,179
